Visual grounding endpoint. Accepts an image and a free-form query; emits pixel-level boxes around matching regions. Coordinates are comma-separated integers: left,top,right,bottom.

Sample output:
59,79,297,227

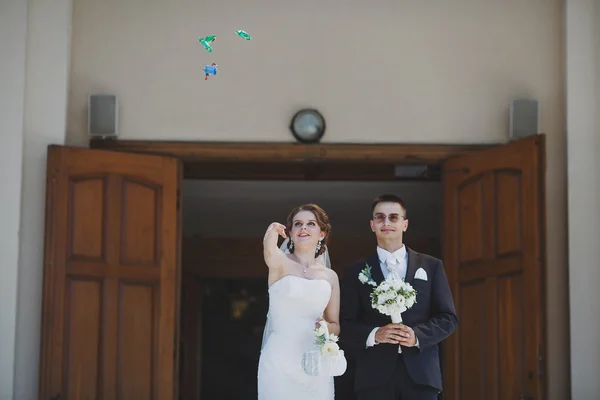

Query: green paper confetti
235,30,251,40
199,35,216,52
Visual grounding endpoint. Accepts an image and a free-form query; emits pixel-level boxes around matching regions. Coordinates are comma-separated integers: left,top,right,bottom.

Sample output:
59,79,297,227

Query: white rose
358,273,368,283
405,297,415,308
396,296,406,307
321,342,340,356
315,326,327,336
380,282,390,291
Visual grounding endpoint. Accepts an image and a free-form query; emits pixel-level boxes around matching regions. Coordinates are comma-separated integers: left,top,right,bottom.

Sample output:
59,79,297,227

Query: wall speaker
509,99,538,140
88,94,119,138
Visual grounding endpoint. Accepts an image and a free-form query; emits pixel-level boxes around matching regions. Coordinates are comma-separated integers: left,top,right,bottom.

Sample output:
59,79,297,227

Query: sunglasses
373,213,405,223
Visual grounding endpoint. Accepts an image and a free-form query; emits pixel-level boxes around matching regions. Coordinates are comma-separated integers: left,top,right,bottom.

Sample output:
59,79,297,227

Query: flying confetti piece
235,30,251,40
199,40,213,52
204,63,218,80
199,35,216,52
200,42,213,52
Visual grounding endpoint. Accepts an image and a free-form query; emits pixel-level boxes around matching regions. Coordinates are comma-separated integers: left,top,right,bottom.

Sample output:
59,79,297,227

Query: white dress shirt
365,245,419,352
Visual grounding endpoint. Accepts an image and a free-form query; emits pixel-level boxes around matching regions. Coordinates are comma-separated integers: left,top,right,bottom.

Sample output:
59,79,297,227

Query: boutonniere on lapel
359,262,417,324
358,263,377,287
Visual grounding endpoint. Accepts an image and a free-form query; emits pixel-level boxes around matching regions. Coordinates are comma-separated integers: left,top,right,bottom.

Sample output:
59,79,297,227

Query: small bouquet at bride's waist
359,263,417,324
302,320,347,377
313,323,340,356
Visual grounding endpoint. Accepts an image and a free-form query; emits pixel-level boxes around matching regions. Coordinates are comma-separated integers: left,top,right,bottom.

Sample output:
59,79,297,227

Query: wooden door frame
89,138,502,398
90,139,494,163
90,139,495,180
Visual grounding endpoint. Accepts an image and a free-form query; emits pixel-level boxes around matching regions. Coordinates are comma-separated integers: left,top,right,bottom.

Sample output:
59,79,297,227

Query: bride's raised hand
263,222,288,269
263,222,287,241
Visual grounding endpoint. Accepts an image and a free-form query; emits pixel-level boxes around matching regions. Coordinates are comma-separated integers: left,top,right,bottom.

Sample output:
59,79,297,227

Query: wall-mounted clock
289,109,326,143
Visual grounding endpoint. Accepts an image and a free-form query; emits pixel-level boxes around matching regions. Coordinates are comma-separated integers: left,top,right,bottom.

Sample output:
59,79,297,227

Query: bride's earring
315,239,322,254
288,239,294,252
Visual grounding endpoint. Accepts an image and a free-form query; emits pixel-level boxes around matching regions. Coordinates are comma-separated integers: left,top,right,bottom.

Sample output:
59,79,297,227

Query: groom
340,194,458,399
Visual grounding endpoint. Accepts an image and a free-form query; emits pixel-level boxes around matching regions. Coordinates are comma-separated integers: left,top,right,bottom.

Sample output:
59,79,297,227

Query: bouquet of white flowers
302,320,347,377
359,263,417,324
313,322,340,356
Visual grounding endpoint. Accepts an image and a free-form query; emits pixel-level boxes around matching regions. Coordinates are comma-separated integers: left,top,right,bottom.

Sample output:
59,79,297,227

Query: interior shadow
200,278,268,400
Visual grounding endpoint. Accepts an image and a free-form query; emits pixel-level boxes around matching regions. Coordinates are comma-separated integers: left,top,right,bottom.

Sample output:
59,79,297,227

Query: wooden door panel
458,282,486,399
120,178,161,266
64,279,102,398
457,178,484,263
69,177,105,259
497,275,525,399
118,282,156,398
39,145,182,400
443,135,545,400
495,171,523,255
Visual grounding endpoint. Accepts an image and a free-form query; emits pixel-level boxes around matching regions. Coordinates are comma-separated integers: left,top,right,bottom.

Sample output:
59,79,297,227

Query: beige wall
13,0,72,398
1,0,71,398
66,0,569,397
67,0,564,147
0,0,27,396
566,0,600,398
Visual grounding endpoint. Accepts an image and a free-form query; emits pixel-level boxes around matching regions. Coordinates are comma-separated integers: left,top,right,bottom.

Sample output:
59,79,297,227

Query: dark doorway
200,278,268,399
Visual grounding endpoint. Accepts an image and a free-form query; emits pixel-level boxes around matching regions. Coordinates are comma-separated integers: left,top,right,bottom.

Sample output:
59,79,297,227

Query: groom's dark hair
371,194,407,218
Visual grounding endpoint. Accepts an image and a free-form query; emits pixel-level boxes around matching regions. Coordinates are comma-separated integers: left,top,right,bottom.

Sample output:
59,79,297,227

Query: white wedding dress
257,274,334,400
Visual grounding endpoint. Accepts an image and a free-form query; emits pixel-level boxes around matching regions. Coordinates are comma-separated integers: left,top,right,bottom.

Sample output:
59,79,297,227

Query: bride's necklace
292,255,310,274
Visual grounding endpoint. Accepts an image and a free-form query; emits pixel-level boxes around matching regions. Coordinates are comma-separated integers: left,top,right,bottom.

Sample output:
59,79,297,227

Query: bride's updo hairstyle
285,204,332,257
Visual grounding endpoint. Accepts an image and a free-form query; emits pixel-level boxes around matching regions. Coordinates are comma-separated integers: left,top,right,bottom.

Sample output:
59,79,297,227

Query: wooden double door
38,136,546,400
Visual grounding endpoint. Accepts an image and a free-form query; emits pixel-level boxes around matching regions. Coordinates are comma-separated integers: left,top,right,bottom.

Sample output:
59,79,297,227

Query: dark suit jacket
340,247,458,393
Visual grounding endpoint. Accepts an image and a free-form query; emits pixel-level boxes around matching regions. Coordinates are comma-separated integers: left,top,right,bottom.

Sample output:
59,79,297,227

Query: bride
257,204,341,400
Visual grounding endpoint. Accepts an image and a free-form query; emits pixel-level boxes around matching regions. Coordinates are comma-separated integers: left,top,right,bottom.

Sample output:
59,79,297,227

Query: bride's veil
260,238,332,351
